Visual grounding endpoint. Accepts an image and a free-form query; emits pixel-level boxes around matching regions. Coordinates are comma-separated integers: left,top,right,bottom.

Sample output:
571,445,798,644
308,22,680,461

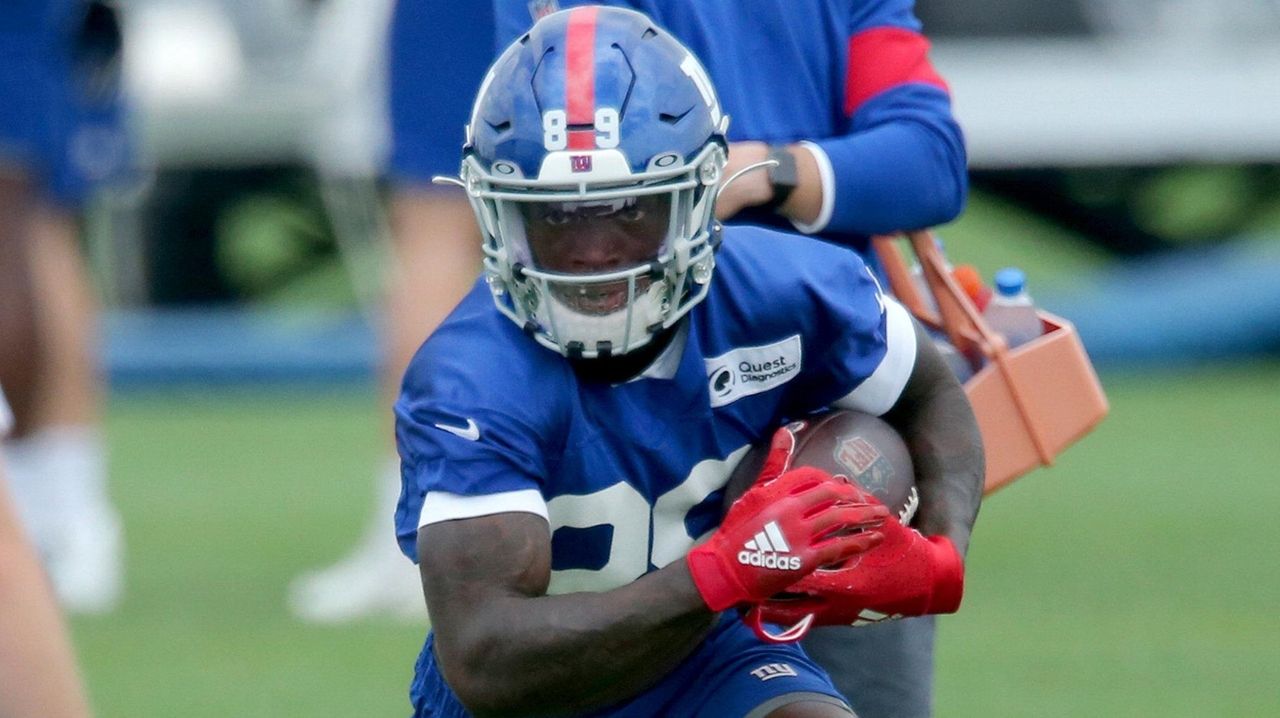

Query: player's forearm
434,560,716,717
884,326,984,556
896,379,983,556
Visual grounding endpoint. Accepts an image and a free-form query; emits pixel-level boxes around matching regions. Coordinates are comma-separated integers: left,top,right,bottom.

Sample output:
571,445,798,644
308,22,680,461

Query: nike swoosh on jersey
433,418,480,441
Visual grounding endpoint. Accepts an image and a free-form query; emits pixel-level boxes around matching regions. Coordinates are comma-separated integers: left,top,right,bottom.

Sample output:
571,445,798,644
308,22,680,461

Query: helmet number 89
542,108,620,151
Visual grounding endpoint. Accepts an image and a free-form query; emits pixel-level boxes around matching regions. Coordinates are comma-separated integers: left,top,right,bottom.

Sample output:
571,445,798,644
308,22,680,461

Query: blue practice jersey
495,0,967,251
395,224,917,713
395,223,917,583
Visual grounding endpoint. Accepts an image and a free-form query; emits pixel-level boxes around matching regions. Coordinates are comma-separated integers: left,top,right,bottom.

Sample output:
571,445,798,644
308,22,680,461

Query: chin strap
431,175,466,189
715,159,777,206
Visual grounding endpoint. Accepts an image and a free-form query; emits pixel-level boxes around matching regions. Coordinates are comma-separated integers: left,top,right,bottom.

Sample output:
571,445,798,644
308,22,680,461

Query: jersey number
542,108,620,151
544,446,749,594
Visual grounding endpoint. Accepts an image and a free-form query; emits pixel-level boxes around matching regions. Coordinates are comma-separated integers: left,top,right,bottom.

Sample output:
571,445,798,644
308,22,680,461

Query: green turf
76,388,421,718
71,361,1280,717
936,360,1280,717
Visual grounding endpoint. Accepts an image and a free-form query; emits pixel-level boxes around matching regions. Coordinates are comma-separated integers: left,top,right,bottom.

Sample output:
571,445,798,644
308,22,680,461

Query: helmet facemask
463,141,725,359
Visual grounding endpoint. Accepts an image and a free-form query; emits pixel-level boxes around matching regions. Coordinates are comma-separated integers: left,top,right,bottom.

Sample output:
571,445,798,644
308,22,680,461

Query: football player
494,2,969,714
0,0,127,614
395,8,982,717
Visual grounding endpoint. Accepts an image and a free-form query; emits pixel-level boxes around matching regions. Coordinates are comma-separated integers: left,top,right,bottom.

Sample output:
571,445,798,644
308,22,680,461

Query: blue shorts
410,614,850,717
0,2,128,208
386,0,495,185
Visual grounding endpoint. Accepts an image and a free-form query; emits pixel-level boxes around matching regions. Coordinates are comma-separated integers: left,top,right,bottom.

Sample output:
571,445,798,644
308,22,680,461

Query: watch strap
760,145,798,214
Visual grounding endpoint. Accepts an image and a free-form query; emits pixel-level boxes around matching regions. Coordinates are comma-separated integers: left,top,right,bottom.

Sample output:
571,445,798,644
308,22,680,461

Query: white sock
3,424,122,612
3,426,112,556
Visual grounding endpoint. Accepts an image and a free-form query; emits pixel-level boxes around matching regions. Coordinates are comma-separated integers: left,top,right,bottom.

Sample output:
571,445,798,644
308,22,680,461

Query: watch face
766,146,799,207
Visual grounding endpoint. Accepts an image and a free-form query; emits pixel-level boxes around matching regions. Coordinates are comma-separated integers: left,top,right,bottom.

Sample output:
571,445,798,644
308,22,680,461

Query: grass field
74,386,420,716
936,361,1280,717
70,359,1280,717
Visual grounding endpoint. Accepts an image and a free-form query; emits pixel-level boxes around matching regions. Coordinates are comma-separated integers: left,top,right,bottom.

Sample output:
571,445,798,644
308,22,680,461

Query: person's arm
878,319,983,556
717,2,967,236
719,92,965,237
0,472,94,718
799,83,967,236
788,252,981,554
419,513,716,717
748,316,979,628
420,441,886,716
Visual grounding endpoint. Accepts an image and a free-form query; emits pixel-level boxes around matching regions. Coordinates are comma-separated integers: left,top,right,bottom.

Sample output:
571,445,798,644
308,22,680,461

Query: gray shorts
800,615,937,718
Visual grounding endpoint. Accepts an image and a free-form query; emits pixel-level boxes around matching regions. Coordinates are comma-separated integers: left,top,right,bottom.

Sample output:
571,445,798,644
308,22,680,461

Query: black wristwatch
760,145,798,215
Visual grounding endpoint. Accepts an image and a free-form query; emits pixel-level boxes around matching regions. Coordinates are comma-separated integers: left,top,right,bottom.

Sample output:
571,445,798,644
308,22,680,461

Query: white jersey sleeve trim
418,488,549,528
789,141,836,235
833,298,918,416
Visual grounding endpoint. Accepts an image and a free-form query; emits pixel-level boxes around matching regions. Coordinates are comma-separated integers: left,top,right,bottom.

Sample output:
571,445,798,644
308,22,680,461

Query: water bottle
982,267,1042,349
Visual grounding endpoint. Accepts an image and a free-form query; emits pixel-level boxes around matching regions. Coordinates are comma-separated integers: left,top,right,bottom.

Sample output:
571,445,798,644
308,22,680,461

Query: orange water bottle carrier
874,231,1109,494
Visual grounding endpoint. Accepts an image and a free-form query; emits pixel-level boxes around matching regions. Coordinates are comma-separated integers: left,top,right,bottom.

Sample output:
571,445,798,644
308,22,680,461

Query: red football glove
744,509,965,643
686,426,889,612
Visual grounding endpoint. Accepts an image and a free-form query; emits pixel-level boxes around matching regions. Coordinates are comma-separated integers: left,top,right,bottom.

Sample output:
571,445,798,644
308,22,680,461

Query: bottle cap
994,267,1026,296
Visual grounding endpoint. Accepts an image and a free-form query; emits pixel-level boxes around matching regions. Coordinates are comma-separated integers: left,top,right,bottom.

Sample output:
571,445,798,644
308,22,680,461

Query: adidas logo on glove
737,521,802,570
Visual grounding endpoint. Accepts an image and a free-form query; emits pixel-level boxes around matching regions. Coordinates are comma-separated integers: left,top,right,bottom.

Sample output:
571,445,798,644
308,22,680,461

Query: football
726,410,918,525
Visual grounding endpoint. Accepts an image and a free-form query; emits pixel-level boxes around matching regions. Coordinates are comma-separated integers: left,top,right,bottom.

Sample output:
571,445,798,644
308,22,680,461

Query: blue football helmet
454,6,728,359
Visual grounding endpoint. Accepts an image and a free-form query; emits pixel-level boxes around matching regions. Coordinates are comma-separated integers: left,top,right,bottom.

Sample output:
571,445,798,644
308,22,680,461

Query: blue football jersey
394,224,917,590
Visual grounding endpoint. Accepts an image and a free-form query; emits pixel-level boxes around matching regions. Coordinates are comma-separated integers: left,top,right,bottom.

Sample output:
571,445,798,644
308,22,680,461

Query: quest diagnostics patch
705,335,802,408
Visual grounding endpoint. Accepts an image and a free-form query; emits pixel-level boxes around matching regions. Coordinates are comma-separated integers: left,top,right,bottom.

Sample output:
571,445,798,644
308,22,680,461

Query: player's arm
805,254,981,556
880,319,983,556
420,446,886,716
419,512,716,716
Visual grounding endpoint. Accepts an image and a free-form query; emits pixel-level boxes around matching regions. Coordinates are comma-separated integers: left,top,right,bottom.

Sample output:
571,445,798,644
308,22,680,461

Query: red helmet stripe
565,5,599,149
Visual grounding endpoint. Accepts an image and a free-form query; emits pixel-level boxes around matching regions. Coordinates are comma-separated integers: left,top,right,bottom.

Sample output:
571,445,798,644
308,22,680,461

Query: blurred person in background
0,0,127,614
288,0,493,622
0,387,95,718
490,2,968,717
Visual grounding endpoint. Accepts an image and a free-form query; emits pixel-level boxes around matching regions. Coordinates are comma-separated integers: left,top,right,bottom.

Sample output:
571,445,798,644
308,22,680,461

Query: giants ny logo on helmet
738,521,802,571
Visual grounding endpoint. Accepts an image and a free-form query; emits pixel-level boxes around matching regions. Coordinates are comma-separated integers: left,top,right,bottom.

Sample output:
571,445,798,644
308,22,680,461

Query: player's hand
686,427,889,612
715,141,773,220
746,512,965,641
